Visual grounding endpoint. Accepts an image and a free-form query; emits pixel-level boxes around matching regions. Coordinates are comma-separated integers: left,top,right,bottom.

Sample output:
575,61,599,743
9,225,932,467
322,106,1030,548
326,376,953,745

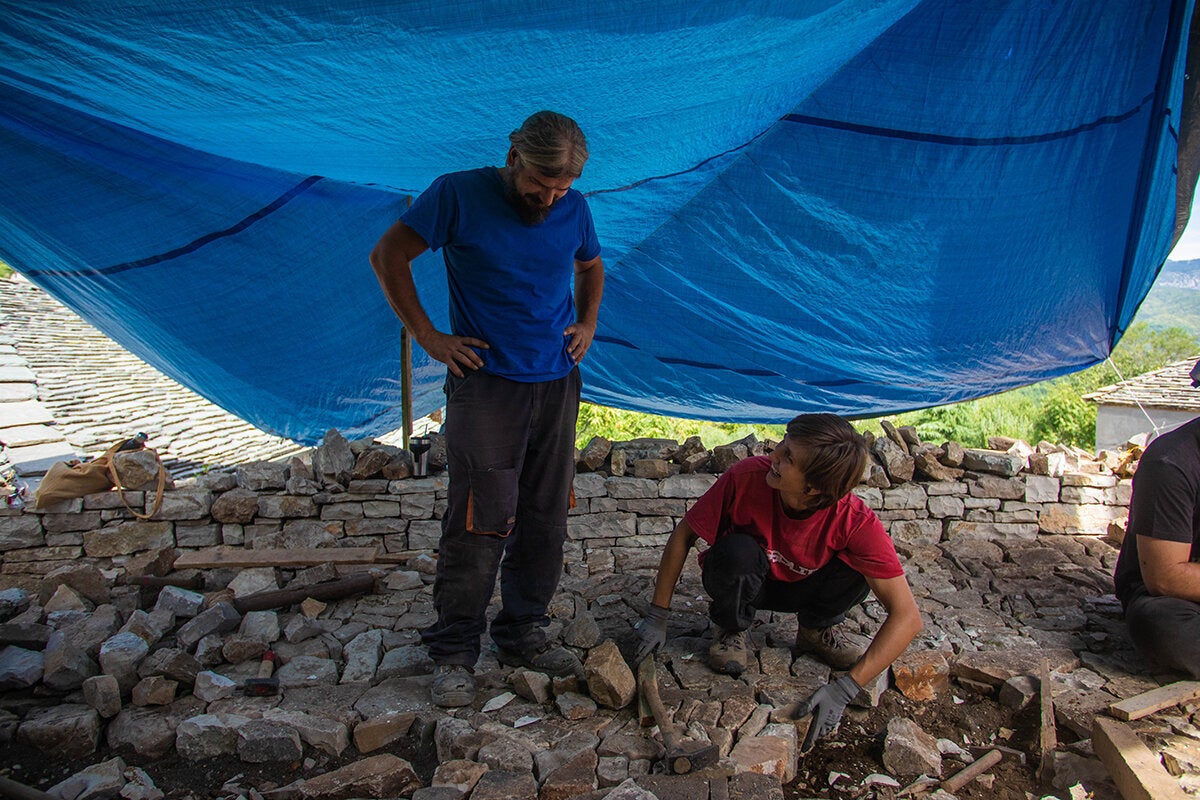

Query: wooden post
400,326,413,450
1038,658,1057,785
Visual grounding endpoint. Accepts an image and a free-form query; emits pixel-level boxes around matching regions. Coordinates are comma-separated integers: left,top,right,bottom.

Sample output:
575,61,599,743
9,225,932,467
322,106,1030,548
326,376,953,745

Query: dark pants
421,368,581,667
701,532,871,631
1123,590,1200,678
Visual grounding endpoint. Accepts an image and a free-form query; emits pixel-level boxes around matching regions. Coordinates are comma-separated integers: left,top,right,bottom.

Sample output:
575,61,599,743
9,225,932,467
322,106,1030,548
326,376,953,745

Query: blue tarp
0,1,1192,444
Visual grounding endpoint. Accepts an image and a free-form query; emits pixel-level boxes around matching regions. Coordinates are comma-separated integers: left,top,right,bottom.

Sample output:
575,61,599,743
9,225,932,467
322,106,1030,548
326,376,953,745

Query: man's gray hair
510,110,589,179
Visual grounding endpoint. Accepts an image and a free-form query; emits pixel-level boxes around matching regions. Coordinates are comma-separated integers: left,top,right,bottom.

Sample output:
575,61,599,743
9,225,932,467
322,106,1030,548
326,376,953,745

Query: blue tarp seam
783,98,1155,146
23,175,325,278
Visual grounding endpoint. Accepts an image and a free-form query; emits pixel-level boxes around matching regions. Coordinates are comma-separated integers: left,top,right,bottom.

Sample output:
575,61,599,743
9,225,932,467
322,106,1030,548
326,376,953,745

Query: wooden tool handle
257,651,276,679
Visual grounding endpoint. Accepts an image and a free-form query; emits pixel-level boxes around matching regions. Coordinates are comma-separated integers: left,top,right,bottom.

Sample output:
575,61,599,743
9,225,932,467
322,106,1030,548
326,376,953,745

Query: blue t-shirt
400,167,601,382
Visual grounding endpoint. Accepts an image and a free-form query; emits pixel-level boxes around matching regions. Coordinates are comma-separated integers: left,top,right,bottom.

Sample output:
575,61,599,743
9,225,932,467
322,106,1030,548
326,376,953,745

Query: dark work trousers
701,532,871,632
421,367,581,667
1123,589,1200,678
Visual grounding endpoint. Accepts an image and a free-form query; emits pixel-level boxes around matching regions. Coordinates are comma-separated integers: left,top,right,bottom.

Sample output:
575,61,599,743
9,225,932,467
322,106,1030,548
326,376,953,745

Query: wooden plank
1109,681,1200,722
1038,658,1056,784
173,547,382,569
1093,716,1189,800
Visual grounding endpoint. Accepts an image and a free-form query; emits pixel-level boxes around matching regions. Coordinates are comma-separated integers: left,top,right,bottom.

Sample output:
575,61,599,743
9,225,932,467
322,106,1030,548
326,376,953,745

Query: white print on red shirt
765,548,815,578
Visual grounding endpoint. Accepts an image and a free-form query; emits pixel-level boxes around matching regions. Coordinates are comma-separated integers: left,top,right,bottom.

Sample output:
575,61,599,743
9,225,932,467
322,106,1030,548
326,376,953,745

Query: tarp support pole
400,327,413,450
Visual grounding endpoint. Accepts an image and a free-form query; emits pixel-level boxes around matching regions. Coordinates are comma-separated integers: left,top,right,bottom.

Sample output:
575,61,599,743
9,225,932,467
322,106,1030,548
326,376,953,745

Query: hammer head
242,677,279,696
664,738,719,774
242,651,278,696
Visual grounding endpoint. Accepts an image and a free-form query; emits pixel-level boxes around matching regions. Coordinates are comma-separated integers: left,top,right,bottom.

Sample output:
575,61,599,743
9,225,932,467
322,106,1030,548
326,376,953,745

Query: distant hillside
1134,258,1200,337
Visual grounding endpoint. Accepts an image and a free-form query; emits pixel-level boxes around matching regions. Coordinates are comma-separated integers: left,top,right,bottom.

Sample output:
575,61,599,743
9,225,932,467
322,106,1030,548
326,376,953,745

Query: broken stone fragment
293,753,421,799
193,670,237,702
112,449,171,492
39,563,110,606
18,704,101,759
539,748,599,800
711,443,748,473
353,710,415,753
0,644,44,689
263,707,350,756
873,436,915,484
467,770,537,800
176,712,247,759
583,640,635,710
175,601,241,650
120,767,163,800
83,674,122,718
153,585,205,618
0,588,31,622
277,655,339,688
237,718,303,763
43,629,98,691
45,755,126,800
98,631,149,694
999,674,1038,711
555,691,598,720
477,734,534,772
131,675,178,706
509,667,552,704
211,488,261,523
882,717,942,777
892,649,950,701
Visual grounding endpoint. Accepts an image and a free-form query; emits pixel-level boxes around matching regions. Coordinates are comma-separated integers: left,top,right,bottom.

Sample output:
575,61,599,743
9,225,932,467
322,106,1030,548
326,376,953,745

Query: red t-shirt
685,456,904,583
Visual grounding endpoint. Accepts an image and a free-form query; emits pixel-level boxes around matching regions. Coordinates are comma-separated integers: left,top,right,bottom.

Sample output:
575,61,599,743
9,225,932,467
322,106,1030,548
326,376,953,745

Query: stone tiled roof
1083,356,1200,411
0,275,308,479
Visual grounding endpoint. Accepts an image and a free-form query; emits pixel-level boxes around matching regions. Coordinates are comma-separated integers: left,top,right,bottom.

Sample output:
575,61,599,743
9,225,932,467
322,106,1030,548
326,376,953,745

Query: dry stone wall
0,428,1134,591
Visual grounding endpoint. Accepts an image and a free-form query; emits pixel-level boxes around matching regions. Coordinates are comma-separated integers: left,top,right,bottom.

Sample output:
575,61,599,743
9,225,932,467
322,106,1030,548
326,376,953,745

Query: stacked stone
0,427,1139,593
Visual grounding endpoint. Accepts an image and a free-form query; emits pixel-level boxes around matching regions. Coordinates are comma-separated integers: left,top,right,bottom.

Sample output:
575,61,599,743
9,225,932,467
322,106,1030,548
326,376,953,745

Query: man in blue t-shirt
370,111,604,707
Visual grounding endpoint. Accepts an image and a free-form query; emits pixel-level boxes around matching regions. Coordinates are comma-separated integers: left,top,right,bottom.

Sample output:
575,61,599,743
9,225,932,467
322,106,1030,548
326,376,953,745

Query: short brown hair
784,414,868,508
509,110,589,178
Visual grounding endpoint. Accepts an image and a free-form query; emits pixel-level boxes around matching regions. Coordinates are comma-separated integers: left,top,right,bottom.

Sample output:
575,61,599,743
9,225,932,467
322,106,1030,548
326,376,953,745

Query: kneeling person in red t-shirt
635,413,922,747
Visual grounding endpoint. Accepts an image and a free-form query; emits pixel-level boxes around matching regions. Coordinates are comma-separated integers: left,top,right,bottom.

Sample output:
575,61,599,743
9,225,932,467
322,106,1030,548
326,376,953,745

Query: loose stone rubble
1,426,1196,799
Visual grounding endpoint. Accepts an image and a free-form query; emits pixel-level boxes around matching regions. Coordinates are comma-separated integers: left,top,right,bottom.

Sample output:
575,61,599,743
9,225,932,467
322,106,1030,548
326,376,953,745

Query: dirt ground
2,687,1061,800
786,689,1048,800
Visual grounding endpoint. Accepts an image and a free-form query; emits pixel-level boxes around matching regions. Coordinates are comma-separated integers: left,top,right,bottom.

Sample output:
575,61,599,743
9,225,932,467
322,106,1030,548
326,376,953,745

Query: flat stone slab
0,400,54,426
0,366,36,383
0,424,66,448
0,384,37,401
8,441,79,476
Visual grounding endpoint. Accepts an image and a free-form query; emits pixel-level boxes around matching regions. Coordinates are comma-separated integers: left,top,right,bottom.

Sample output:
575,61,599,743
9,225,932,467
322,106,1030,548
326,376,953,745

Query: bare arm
369,220,489,377
649,519,699,609
847,574,923,687
1139,535,1200,601
564,254,604,363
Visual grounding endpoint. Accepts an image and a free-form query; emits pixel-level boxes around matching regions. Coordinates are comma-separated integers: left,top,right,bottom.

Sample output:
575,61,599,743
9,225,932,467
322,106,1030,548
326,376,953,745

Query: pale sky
1169,212,1200,260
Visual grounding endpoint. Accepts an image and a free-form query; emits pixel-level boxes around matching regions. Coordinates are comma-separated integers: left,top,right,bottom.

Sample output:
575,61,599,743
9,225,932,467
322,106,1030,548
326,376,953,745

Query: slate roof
0,274,307,480
1083,356,1200,411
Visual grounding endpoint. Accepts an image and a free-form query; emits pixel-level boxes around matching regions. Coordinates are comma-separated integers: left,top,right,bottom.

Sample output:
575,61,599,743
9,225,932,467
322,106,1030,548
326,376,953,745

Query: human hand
563,320,596,363
634,604,671,663
796,674,860,752
418,330,489,377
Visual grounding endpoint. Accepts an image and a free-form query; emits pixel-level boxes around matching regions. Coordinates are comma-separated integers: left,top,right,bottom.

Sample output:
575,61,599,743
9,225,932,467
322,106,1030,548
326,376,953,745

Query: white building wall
1095,405,1199,452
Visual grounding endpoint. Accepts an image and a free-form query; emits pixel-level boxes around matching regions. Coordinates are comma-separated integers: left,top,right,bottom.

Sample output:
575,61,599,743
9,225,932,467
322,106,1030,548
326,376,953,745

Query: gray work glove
634,604,671,662
797,674,860,752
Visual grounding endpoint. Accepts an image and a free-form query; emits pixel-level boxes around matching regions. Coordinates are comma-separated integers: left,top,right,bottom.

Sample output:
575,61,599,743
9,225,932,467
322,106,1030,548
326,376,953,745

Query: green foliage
1136,287,1200,334
575,324,1198,452
576,404,783,450
871,322,1199,450
0,260,11,279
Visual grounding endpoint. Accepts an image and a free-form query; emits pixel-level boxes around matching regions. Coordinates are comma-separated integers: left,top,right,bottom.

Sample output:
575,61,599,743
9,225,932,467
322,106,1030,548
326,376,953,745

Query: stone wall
0,430,1133,592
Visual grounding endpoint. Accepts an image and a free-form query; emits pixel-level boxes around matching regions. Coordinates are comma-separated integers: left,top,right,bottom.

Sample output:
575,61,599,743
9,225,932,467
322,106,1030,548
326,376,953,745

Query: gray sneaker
496,643,583,677
430,664,476,708
794,623,869,670
707,627,750,676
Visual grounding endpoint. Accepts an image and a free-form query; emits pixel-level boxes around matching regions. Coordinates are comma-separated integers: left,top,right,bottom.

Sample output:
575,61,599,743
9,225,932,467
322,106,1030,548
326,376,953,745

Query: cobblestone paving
0,275,306,477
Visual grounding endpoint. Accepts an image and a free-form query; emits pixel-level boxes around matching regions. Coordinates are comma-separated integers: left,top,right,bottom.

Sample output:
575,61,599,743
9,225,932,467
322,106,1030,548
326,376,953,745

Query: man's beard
504,174,553,225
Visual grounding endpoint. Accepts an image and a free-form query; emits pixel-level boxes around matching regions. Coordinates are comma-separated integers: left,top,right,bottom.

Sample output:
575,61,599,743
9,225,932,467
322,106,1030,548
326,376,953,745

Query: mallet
242,651,279,696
